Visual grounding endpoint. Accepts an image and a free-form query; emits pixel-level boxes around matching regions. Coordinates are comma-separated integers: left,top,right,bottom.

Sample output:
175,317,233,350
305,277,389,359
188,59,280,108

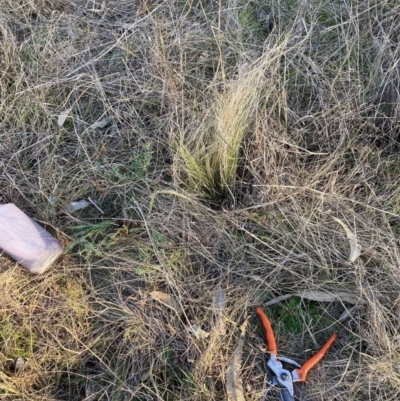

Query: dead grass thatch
1,0,400,400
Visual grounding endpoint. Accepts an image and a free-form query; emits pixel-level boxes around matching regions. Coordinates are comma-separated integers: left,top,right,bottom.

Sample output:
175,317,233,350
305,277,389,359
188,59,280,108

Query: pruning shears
256,307,337,401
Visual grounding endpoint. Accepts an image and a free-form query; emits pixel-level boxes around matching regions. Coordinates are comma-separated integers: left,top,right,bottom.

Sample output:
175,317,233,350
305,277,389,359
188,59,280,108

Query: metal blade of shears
277,355,301,368
262,383,295,401
279,388,295,401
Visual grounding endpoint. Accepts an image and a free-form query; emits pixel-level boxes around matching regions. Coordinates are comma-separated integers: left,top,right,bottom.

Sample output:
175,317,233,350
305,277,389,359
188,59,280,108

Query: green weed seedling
112,144,153,182
238,3,270,44
66,221,116,259
0,323,34,359
267,297,332,336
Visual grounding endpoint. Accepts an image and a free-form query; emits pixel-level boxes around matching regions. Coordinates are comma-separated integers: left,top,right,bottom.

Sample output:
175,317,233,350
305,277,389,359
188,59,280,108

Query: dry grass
1,0,400,400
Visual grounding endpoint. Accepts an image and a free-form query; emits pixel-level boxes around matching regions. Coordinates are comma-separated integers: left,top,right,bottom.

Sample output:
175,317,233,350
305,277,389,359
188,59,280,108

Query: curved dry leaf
297,290,363,304
264,293,293,306
213,286,226,337
149,291,179,312
226,319,248,401
66,200,90,213
58,108,72,127
333,217,362,262
14,357,27,372
264,290,365,307
338,305,357,322
88,116,113,131
213,286,226,316
190,325,210,339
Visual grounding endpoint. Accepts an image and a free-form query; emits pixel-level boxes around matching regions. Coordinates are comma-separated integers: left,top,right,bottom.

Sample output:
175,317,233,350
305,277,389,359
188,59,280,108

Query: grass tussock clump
1,0,400,400
174,60,268,199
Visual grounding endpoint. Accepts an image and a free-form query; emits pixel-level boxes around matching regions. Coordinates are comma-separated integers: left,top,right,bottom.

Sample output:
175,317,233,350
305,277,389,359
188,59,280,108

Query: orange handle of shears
295,333,337,382
255,307,277,355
